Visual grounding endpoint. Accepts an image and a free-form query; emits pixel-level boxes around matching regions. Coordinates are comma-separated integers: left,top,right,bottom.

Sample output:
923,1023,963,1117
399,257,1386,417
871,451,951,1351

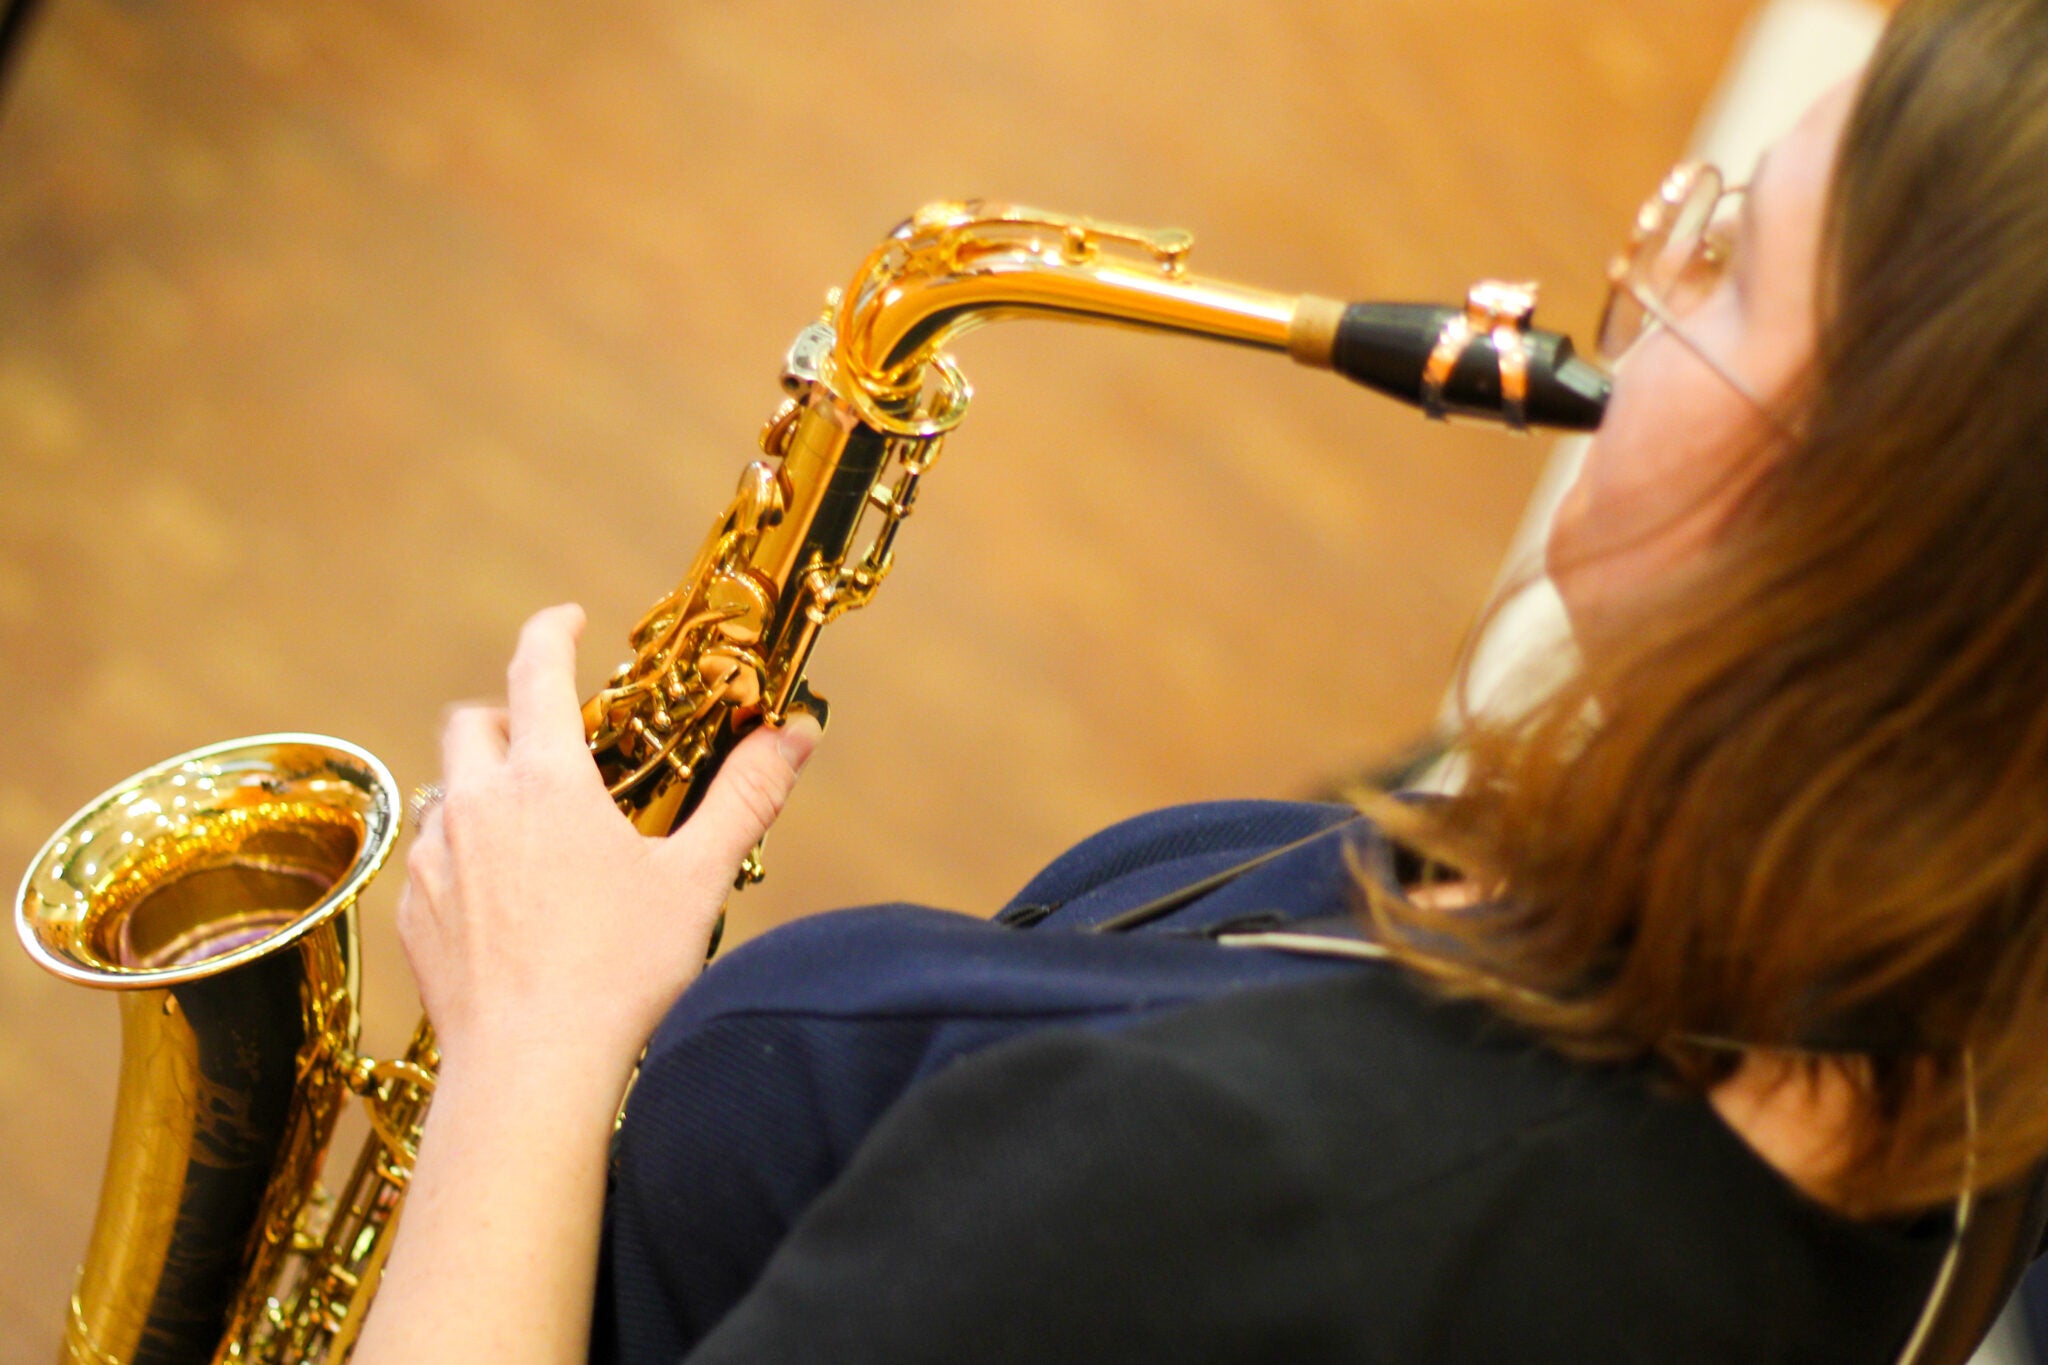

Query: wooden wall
0,0,1748,1353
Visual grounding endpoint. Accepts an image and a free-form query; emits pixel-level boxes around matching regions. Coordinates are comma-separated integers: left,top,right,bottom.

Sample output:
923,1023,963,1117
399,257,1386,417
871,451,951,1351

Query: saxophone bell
16,735,399,1365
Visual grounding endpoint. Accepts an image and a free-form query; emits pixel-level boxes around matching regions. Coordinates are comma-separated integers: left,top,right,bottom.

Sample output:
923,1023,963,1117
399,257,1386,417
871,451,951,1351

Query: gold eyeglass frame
1597,161,1775,416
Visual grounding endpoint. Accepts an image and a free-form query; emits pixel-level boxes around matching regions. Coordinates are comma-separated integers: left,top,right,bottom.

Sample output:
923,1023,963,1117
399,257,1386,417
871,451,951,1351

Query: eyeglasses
1596,162,1773,413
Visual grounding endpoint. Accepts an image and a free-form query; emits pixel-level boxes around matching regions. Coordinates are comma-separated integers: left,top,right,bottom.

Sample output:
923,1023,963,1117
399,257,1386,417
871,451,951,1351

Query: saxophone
13,201,1606,1365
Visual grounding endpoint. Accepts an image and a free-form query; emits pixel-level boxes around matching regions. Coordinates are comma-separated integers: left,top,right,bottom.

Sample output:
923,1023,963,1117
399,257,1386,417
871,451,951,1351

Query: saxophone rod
1283,289,1610,433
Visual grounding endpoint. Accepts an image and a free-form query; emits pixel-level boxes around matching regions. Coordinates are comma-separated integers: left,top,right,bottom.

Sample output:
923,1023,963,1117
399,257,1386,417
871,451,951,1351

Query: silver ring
408,782,445,830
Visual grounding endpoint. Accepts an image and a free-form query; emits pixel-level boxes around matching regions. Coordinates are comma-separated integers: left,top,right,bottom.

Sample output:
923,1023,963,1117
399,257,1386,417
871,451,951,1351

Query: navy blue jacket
592,800,1949,1364
595,800,1371,1360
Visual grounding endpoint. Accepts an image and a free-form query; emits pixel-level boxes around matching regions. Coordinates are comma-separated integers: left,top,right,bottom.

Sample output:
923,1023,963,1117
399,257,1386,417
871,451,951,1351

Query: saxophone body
15,202,1606,1365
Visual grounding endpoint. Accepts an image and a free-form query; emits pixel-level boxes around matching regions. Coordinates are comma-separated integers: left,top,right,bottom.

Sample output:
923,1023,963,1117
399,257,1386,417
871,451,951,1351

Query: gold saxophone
13,202,1604,1365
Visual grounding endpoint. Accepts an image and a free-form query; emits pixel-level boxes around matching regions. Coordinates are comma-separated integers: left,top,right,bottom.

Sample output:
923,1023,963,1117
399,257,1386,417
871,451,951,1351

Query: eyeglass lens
1597,166,1731,363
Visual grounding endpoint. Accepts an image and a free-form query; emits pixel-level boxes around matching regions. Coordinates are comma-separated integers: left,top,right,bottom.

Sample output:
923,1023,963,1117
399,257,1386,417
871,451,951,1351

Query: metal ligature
15,201,1607,1365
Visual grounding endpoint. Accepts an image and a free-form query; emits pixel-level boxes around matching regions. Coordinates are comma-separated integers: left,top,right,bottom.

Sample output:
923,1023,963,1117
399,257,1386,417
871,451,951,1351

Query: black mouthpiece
1307,299,1609,433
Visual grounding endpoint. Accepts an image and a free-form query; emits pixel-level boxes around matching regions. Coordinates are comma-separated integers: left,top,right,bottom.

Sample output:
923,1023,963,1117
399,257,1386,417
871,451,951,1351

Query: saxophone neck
832,201,1300,401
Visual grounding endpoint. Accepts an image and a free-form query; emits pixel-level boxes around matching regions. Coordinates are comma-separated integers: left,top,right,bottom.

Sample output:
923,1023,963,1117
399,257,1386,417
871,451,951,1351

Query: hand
396,603,820,1089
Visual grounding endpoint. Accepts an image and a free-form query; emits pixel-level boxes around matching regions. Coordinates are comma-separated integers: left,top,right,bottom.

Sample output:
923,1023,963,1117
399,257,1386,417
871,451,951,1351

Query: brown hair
1369,0,2048,1217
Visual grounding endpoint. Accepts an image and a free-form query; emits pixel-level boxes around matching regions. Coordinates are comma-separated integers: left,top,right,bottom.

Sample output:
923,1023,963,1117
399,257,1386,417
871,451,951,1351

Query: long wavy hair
1367,0,2048,1217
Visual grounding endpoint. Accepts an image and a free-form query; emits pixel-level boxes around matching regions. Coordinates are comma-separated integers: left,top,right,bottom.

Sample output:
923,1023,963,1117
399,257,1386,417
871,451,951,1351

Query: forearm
350,1045,633,1365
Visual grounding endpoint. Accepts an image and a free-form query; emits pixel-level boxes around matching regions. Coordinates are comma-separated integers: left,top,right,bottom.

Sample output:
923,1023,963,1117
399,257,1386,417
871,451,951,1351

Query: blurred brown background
0,0,1747,1354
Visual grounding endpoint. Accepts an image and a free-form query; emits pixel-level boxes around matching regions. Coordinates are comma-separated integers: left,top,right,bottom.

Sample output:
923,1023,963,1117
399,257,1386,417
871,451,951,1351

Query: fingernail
777,717,820,771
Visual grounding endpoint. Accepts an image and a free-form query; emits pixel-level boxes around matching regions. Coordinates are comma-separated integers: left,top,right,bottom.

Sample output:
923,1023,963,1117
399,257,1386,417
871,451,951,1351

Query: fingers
507,604,588,760
432,605,583,795
667,715,821,877
442,705,509,788
396,813,451,950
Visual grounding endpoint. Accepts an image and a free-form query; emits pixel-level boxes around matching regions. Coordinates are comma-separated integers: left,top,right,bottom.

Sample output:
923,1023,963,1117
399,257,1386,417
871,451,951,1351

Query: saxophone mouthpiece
1289,283,1609,433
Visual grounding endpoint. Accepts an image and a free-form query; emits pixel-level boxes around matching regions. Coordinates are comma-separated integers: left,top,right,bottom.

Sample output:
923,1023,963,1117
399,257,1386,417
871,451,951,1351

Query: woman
356,0,2048,1359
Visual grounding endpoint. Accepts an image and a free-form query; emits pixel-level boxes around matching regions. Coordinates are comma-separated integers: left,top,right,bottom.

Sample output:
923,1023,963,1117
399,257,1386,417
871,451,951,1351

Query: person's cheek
1546,339,1711,631
1551,383,1663,566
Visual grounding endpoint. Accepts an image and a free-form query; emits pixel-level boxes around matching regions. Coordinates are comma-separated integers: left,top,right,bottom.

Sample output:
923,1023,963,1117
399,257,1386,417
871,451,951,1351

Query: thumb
669,714,821,877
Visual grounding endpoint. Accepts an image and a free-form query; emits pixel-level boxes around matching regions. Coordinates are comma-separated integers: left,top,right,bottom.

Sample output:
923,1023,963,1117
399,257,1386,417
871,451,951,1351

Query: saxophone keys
759,397,802,458
766,678,829,731
735,840,767,889
781,321,835,394
865,483,898,516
